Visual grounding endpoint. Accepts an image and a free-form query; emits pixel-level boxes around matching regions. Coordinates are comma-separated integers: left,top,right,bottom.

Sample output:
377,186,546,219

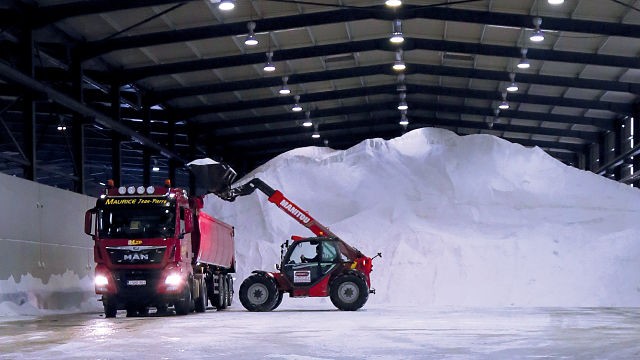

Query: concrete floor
1,305,639,359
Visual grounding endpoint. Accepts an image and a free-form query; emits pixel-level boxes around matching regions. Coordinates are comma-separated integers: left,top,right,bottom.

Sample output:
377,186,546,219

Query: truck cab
85,183,197,317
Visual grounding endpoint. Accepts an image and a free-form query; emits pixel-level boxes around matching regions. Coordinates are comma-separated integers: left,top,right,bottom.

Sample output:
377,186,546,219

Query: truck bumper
99,269,183,308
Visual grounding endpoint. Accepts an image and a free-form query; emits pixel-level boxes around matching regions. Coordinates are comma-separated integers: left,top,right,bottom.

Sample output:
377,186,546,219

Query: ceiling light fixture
152,159,160,172
389,19,404,44
498,91,510,110
385,0,402,7
547,0,564,4
396,73,407,92
263,51,276,72
291,95,303,112
312,124,320,139
56,115,67,131
529,17,544,42
217,0,235,11
303,111,313,127
392,50,406,71
517,48,530,69
244,21,258,46
279,76,291,95
399,111,409,126
397,92,408,111
506,72,518,92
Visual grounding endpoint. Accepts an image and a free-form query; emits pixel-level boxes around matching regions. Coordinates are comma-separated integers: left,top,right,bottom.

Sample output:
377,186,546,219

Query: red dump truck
84,180,235,318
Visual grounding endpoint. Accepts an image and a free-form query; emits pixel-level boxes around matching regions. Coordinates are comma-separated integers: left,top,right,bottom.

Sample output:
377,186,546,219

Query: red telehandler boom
188,159,380,311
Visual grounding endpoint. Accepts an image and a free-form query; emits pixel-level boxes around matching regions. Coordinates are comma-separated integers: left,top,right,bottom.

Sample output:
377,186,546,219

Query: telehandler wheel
103,297,117,318
174,284,192,315
271,291,284,311
194,279,208,313
239,274,279,312
330,273,369,311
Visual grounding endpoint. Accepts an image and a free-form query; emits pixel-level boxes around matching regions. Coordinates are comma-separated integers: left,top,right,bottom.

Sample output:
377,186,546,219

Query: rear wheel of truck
214,276,228,310
174,284,192,315
103,297,117,318
225,275,234,307
239,274,278,312
194,279,208,313
330,273,369,311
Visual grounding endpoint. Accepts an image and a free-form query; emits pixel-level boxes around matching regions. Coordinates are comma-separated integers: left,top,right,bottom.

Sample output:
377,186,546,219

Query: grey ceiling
0,0,639,194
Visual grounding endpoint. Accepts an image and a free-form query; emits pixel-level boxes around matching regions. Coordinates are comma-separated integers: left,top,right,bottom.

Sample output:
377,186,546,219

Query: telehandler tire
239,274,279,312
271,291,284,311
330,273,369,311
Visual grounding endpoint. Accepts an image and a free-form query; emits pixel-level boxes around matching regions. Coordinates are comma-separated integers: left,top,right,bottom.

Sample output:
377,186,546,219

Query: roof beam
5,0,202,29
145,63,640,103
234,125,587,154
220,114,600,144
196,100,614,131
74,5,640,59
180,83,631,118
0,60,186,163
112,37,640,83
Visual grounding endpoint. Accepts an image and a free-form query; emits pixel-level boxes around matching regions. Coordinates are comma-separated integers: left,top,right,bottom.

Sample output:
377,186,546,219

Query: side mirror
84,209,96,238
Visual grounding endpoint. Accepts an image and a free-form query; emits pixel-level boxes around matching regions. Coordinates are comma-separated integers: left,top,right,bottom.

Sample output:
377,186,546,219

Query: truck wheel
174,285,192,315
239,274,278,312
126,307,137,317
215,276,228,310
194,279,207,313
330,273,369,311
225,275,234,307
103,297,117,318
156,304,168,315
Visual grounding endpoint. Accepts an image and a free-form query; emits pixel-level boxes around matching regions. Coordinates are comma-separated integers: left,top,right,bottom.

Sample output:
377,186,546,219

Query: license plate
127,280,146,286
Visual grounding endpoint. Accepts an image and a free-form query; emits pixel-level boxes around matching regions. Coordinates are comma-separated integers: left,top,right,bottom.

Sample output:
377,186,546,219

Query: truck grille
106,246,166,265
114,269,162,302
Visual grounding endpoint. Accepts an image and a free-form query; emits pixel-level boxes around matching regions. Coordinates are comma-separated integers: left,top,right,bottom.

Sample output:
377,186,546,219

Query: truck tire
329,273,369,311
214,276,228,310
103,297,117,318
194,279,207,313
225,275,234,307
174,284,192,315
239,274,279,312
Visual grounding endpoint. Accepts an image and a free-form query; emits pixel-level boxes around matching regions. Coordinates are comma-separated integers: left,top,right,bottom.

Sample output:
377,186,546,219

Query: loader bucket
187,159,237,196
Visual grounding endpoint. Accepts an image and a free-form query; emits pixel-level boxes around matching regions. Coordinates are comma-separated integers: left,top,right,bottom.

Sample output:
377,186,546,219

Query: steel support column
142,103,151,186
71,59,85,194
20,26,36,181
167,118,176,185
110,81,122,186
187,124,197,195
634,109,640,187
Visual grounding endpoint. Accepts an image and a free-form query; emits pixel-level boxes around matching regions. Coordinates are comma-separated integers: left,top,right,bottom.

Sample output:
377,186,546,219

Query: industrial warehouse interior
1,0,640,359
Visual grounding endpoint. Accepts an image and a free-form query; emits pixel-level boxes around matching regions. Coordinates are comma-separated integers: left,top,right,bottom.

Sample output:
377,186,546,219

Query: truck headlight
165,273,182,286
95,275,109,286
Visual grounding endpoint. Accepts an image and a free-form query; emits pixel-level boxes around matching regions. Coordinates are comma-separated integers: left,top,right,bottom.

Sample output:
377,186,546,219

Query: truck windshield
98,207,175,239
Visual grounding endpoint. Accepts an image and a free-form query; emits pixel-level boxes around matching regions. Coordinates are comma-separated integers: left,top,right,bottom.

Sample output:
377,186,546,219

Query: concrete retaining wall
0,173,99,314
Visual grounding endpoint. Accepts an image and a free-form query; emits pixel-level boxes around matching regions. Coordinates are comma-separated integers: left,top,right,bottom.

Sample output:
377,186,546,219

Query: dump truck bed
193,211,235,270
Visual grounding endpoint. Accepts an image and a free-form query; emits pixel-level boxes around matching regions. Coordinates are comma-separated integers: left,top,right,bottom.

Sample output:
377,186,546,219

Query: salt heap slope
204,128,640,307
